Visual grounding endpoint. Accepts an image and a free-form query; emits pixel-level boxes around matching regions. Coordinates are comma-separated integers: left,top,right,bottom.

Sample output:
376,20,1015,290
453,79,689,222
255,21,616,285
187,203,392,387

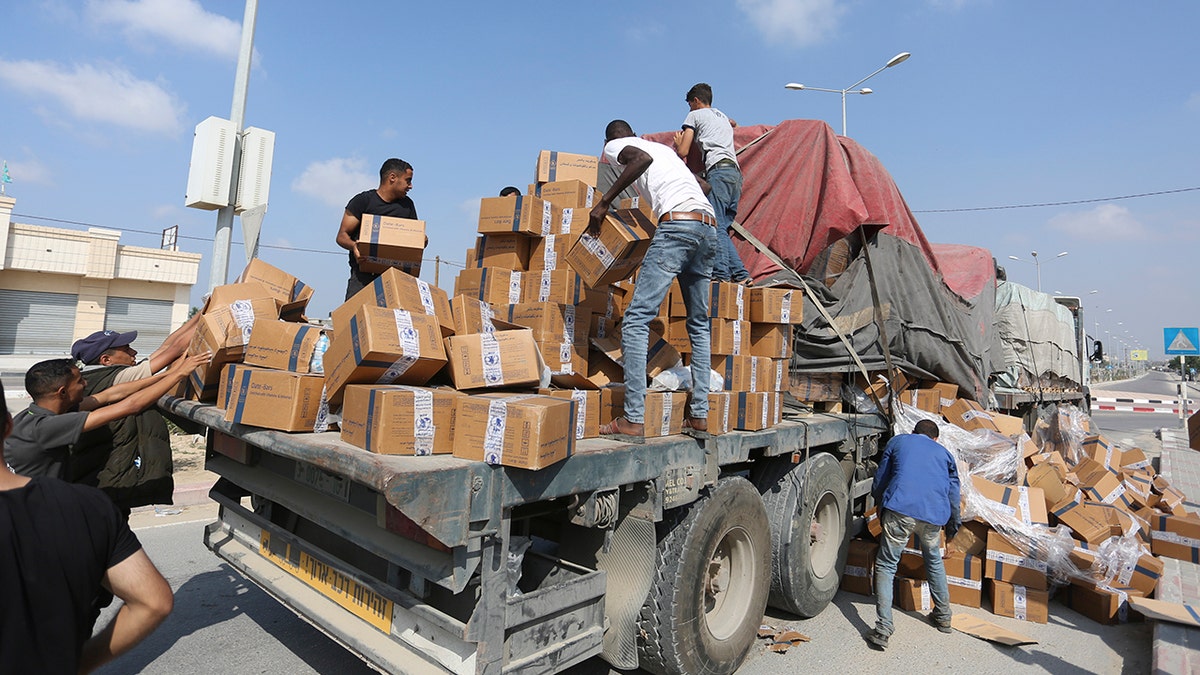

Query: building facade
0,196,201,356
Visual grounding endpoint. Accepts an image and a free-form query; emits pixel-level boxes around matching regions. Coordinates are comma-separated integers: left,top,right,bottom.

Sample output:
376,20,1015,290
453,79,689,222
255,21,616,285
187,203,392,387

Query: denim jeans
873,509,951,637
620,219,716,424
705,164,749,282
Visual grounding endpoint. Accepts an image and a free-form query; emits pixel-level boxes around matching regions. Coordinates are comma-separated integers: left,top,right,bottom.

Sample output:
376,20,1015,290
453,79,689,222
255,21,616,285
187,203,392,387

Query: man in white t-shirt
589,119,718,443
673,83,751,284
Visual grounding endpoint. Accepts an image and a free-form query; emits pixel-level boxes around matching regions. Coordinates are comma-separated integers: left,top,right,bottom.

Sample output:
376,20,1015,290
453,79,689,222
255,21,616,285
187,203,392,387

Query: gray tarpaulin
993,281,1081,390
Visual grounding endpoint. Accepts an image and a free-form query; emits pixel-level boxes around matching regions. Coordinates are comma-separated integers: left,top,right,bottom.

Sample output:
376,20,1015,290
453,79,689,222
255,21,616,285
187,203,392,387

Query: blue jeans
620,220,716,424
706,164,749,282
873,509,951,636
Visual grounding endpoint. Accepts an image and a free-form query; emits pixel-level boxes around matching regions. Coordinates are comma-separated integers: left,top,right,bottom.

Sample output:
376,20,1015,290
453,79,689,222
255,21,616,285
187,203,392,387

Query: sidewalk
1152,427,1200,674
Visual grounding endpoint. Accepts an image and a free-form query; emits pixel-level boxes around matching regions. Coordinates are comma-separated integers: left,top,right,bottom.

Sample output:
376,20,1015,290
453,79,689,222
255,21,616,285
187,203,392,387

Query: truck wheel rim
809,491,841,578
704,525,757,640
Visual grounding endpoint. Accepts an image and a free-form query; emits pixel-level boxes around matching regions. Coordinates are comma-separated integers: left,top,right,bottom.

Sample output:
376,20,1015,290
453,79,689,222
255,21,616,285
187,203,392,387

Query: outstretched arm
587,145,653,233
146,311,202,373
81,352,210,430
79,549,174,674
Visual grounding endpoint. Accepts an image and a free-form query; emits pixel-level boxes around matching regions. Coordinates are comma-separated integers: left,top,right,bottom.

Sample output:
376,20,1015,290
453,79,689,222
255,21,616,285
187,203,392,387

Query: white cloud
1186,91,1200,112
87,0,242,60
735,0,845,47
0,59,184,135
1047,204,1147,239
151,204,177,219
291,157,375,208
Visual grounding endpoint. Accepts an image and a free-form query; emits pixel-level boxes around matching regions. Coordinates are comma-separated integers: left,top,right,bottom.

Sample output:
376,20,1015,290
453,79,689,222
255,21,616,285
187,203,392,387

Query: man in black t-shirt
0,381,174,673
336,157,418,300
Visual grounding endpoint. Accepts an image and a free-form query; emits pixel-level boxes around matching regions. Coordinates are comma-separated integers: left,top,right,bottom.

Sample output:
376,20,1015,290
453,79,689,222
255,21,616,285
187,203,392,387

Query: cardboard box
970,475,1050,527
747,286,802,324
323,305,448,405
706,391,734,435
787,371,841,402
900,389,942,415
220,364,327,432
991,412,1026,438
1074,458,1132,508
528,233,579,272
984,531,1048,590
1051,497,1112,544
1026,462,1074,509
449,295,518,336
733,392,775,431
841,539,877,596
187,295,280,401
503,302,590,346
536,150,598,185
988,580,1049,624
708,281,748,320
243,320,325,373
538,388,612,439
711,355,774,393
644,391,687,438
535,179,597,210
356,215,425,275
340,385,462,455
895,577,934,613
943,398,1001,433
591,332,680,381
453,394,575,469
1082,434,1119,468
929,382,959,410
1068,583,1144,625
947,521,990,557
1119,447,1152,473
237,259,314,321
897,530,947,580
521,269,590,306
478,195,556,236
749,323,791,359
709,318,751,356
204,281,279,314
663,317,693,355
618,196,655,224
565,212,653,288
444,329,543,391
583,348,625,389
536,339,590,389
473,234,531,270
333,268,454,338
1149,513,1200,563
945,551,985,608
454,267,525,305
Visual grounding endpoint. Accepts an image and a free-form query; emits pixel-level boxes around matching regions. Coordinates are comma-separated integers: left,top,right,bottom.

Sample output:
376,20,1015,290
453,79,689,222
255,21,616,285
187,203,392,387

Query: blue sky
1,1,1197,360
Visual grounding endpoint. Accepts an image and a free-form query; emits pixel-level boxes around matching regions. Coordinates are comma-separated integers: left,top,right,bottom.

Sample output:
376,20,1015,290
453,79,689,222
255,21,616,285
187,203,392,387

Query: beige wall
0,197,201,345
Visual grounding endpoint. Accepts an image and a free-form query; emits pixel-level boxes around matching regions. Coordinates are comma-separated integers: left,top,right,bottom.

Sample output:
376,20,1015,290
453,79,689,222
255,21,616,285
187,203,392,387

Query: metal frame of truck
167,397,887,674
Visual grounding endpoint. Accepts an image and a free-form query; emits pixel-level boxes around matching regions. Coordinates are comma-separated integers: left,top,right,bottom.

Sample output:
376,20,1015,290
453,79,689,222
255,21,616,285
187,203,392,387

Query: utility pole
208,0,258,291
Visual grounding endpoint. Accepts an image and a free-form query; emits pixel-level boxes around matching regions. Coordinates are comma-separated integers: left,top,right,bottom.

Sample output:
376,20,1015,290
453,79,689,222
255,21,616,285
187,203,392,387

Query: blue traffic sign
1164,327,1200,355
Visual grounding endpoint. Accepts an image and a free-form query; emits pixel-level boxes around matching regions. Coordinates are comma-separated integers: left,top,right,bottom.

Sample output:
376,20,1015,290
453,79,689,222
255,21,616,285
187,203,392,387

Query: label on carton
483,399,508,464
377,310,420,384
961,409,994,422
571,390,587,440
560,209,573,234
480,303,496,334
986,549,1048,573
580,232,614,267
563,305,577,343
538,270,552,302
735,284,745,320
411,387,435,456
508,271,523,304
1018,487,1033,526
732,320,742,355
774,361,784,391
781,290,792,323
761,397,768,428
312,386,331,433
1013,585,1028,620
557,342,572,373
540,200,553,236
919,581,932,612
660,394,674,436
1154,530,1200,548
416,280,436,317
542,235,557,271
720,395,731,431
230,299,257,345
1099,483,1127,505
948,575,982,591
481,333,504,385
844,565,868,578
750,357,758,392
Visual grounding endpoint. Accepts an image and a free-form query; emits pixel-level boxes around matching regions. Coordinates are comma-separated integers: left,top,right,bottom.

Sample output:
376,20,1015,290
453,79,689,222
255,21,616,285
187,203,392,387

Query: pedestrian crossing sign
1164,327,1200,355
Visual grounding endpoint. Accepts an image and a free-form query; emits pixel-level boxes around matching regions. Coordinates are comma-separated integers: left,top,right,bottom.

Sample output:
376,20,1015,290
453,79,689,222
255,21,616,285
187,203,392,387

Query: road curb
131,479,218,514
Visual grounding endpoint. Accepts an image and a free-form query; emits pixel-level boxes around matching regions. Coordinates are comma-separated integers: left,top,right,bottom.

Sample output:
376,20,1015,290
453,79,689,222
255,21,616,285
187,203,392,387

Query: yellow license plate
260,530,394,633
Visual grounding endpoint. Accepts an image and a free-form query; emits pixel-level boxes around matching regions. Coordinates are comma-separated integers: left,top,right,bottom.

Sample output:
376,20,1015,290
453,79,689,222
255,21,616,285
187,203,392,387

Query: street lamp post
784,51,910,136
1006,250,1068,291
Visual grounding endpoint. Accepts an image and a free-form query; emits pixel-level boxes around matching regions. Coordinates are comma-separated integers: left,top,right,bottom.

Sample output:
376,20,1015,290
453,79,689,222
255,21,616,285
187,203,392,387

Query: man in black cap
64,313,202,513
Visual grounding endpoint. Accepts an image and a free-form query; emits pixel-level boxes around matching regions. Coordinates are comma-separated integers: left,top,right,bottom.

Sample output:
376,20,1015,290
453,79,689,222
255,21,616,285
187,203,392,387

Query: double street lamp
1007,250,1068,292
784,51,910,136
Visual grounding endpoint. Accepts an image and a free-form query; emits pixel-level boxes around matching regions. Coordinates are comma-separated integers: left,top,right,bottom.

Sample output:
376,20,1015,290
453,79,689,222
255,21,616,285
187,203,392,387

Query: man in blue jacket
867,419,961,649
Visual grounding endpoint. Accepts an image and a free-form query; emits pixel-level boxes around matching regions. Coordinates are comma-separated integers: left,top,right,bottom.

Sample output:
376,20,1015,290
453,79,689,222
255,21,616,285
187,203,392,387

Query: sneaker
865,629,889,649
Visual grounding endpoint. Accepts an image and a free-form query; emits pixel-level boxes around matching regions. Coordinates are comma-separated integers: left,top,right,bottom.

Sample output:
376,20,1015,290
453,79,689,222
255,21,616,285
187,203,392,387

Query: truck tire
754,452,850,617
637,477,770,675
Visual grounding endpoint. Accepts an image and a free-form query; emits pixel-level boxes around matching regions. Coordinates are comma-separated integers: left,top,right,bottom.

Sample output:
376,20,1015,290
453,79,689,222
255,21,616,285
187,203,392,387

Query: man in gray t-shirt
674,82,751,283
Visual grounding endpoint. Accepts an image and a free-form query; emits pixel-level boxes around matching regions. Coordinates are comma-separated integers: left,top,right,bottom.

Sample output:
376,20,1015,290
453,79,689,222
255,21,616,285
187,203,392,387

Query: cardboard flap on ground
356,215,425,276
237,259,314,320
950,614,1037,646
1128,597,1200,628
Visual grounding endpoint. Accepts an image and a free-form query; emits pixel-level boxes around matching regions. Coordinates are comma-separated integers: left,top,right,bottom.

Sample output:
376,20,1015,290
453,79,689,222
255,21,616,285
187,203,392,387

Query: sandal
681,417,712,440
599,418,645,444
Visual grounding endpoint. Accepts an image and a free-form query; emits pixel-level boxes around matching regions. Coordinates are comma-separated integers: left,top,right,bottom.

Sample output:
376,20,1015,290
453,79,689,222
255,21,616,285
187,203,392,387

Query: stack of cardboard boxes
188,150,806,471
843,380,1193,627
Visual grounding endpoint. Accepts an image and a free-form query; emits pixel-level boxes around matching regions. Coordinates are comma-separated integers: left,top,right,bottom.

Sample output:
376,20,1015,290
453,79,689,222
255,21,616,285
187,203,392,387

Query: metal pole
1181,355,1188,428
208,0,258,292
434,255,441,288
840,90,847,136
